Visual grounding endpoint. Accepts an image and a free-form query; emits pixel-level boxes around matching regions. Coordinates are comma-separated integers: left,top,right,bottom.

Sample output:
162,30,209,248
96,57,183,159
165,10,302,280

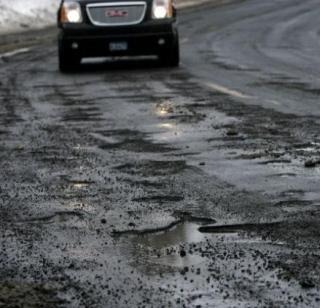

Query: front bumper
59,20,178,57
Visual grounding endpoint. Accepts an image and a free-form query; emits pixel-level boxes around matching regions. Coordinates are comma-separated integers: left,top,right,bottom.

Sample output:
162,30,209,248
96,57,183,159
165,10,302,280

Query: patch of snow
0,0,59,34
0,0,216,34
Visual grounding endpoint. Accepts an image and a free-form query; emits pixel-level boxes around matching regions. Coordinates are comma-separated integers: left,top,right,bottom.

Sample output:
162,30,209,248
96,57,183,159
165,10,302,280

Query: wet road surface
1,0,320,307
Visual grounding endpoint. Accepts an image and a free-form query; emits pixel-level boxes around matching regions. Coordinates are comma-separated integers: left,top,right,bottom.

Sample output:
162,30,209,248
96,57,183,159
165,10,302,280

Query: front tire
58,41,81,73
159,35,180,67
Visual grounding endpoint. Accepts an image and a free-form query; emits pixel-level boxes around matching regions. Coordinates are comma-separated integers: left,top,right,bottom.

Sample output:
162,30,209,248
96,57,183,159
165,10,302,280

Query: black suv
57,0,179,71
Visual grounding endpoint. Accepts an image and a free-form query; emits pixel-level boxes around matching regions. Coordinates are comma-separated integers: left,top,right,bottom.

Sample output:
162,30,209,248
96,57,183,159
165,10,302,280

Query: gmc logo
106,9,129,17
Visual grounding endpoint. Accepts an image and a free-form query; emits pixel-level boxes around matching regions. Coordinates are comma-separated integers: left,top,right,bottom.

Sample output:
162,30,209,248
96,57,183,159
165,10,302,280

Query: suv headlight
60,1,83,23
152,0,173,19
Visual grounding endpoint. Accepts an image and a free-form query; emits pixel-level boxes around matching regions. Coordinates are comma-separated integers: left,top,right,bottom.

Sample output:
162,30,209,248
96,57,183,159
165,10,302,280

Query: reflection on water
155,102,173,116
121,221,259,274
73,183,89,189
158,122,175,129
136,222,207,268
126,222,206,272
137,222,206,249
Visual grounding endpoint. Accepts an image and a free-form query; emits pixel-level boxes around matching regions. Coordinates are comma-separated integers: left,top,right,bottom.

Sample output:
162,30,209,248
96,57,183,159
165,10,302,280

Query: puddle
16,211,87,226
99,138,174,153
258,159,292,165
198,222,281,233
68,180,95,189
135,222,207,249
154,102,174,116
121,220,257,272
132,195,184,203
126,222,209,270
268,173,297,178
116,210,278,275
114,160,189,176
61,107,103,123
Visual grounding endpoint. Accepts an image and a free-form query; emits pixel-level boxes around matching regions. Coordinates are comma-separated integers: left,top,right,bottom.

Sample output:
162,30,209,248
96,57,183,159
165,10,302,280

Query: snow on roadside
0,0,59,34
0,0,215,34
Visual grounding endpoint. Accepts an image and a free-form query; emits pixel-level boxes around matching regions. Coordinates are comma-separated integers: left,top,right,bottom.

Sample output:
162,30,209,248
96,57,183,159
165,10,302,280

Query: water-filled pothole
132,222,208,268
120,220,259,273
119,219,278,274
120,221,209,272
136,221,207,249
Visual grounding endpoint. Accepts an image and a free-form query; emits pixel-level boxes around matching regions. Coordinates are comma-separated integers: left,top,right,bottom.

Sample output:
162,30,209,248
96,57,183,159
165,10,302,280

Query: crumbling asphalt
0,0,320,307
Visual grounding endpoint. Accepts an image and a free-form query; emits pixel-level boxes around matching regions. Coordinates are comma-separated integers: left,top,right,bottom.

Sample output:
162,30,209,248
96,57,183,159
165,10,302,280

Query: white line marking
203,81,252,99
0,48,30,59
181,37,190,44
176,0,214,9
268,99,280,105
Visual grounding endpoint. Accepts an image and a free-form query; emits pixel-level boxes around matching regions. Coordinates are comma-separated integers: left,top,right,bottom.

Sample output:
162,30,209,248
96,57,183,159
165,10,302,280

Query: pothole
122,221,212,271
67,180,95,189
118,218,270,273
132,195,184,203
114,160,189,176
15,211,87,225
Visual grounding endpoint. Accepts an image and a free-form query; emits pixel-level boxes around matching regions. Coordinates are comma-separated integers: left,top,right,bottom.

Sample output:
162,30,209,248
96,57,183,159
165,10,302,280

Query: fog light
158,38,166,45
71,42,79,50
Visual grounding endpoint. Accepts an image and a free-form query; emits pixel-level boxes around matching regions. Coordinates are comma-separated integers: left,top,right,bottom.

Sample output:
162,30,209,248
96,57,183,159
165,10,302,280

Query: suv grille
86,2,147,26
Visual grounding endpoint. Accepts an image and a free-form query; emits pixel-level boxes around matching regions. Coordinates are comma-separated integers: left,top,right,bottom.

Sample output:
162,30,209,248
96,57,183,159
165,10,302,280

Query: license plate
109,42,128,51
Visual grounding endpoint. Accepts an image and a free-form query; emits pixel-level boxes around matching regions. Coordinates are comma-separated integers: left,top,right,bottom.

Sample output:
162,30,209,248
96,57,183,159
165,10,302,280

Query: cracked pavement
1,0,320,307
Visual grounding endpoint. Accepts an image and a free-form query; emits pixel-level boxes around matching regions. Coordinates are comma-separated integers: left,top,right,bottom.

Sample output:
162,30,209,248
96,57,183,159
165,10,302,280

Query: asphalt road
0,0,320,307
182,0,320,116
